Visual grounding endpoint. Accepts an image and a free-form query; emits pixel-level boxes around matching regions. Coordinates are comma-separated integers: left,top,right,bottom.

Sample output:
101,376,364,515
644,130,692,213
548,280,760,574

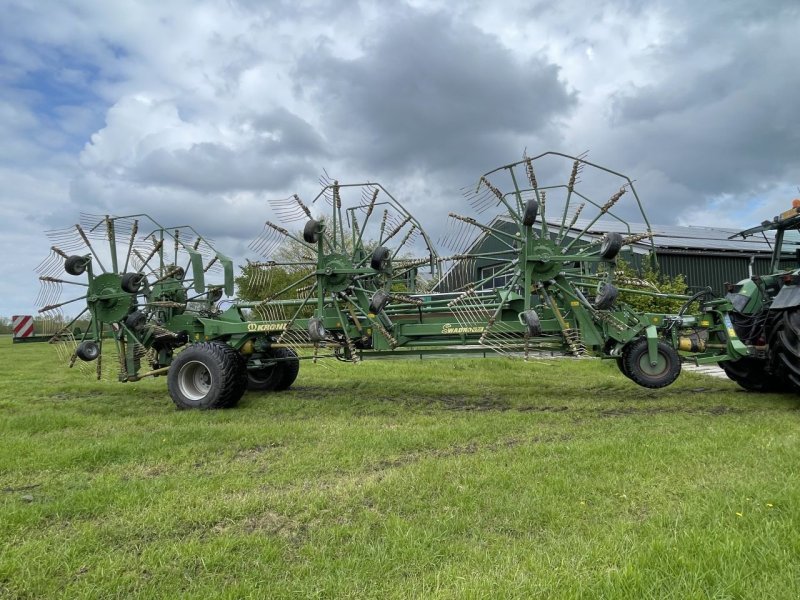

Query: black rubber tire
246,348,300,392
246,362,283,391
121,272,145,294
600,232,623,260
208,287,223,302
64,255,88,276
370,246,391,271
303,219,320,243
719,357,779,392
768,308,800,391
369,290,390,314
308,317,326,342
520,309,542,336
167,342,247,410
615,357,633,380
594,283,618,310
124,310,147,332
275,347,300,391
76,340,100,362
171,266,185,281
522,199,539,227
622,337,681,389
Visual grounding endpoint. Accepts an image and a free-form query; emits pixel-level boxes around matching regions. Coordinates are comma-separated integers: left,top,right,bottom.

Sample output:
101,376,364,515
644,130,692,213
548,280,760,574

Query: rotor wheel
600,232,623,260
520,309,542,336
76,340,100,362
64,255,88,276
369,290,390,314
121,272,145,294
594,283,618,310
522,199,539,227
167,342,247,410
370,246,391,272
719,357,780,392
622,337,681,389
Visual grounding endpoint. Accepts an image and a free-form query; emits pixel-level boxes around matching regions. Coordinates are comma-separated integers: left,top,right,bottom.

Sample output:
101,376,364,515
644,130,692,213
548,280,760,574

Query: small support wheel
167,342,247,410
522,199,539,227
124,310,147,332
64,255,89,276
370,246,391,272
303,219,320,243
519,309,542,336
308,317,326,342
622,337,681,389
121,272,146,294
76,340,100,362
600,232,623,260
369,290,390,314
594,283,618,310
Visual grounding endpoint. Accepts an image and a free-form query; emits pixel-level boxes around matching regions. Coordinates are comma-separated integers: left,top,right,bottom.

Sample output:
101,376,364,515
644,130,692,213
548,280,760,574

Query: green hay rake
37,152,749,409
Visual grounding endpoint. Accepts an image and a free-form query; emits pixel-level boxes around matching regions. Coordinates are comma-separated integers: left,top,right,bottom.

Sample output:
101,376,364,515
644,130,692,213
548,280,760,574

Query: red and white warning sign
12,315,34,338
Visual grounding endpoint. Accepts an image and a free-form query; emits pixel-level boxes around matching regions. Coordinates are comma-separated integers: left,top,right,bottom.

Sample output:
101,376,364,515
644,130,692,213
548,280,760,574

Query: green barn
436,216,798,295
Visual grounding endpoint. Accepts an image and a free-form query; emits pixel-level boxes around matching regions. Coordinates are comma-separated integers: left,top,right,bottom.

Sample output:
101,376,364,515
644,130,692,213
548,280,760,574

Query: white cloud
1,0,799,317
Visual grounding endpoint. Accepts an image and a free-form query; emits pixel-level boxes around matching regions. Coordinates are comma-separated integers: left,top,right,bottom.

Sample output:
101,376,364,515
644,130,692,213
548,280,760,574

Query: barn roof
492,215,781,255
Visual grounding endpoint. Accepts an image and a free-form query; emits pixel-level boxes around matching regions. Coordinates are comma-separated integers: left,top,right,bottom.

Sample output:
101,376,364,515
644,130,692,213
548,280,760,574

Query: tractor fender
770,284,800,310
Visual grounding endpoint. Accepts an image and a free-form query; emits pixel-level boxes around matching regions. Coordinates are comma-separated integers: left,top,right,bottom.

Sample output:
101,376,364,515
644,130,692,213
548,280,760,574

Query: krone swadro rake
36,152,750,409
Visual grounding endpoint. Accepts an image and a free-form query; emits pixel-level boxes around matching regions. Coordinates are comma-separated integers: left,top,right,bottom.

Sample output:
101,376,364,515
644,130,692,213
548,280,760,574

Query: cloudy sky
1,0,799,317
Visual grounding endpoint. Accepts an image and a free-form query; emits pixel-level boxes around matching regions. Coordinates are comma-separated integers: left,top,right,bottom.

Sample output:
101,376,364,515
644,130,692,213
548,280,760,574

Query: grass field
1,338,799,599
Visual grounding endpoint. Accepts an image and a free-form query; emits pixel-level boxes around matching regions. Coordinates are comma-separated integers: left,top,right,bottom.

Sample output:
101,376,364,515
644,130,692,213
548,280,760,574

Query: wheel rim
637,351,668,376
178,361,212,401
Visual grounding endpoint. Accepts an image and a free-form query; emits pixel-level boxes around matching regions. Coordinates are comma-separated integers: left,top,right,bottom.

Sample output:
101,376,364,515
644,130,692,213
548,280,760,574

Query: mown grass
1,337,799,599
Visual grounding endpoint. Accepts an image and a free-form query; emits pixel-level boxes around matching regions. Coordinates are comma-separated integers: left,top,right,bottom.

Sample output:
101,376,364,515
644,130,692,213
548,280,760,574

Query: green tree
611,256,690,313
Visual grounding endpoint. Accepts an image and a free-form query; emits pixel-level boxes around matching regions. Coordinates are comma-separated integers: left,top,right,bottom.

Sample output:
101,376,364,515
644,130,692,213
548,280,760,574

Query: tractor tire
64,255,88,276
369,290,390,314
622,338,681,389
121,272,145,294
594,283,618,310
76,340,100,362
719,357,779,392
275,347,300,390
520,309,542,336
768,308,800,391
303,219,320,243
600,232,623,260
370,246,391,271
522,199,539,227
167,342,247,410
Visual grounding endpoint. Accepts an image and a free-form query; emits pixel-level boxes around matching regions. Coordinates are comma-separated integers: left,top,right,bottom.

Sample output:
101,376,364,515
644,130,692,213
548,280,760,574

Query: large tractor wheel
768,308,800,391
167,342,247,410
622,338,681,389
719,357,779,392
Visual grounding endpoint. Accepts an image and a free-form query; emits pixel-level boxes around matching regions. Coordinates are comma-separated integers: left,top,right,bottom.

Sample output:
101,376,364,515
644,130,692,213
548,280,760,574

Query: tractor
721,200,800,391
